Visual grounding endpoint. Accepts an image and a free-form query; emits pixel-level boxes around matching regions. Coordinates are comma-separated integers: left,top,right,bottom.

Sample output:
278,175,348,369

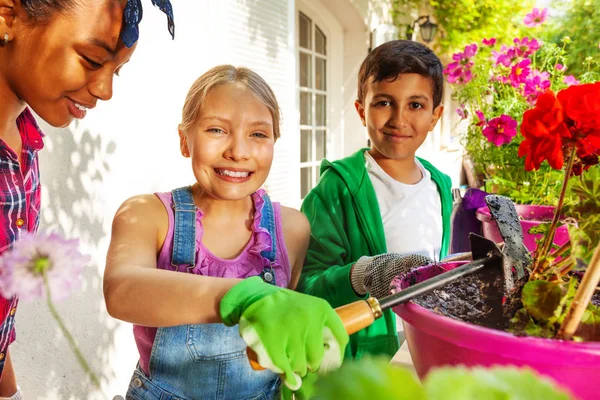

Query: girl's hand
220,277,348,390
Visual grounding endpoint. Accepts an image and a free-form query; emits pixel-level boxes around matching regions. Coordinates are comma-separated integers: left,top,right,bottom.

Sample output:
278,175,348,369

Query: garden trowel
248,230,529,369
483,194,532,287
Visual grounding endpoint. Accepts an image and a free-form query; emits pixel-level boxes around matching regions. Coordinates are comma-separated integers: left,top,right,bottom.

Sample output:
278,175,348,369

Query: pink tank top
133,189,291,375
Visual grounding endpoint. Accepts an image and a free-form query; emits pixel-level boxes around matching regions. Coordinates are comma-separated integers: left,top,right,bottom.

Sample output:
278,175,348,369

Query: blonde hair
180,65,281,140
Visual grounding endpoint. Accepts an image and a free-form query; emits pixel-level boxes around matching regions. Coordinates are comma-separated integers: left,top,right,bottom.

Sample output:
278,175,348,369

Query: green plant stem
557,259,576,277
558,240,600,340
532,148,576,277
549,241,572,261
43,272,101,389
550,256,575,277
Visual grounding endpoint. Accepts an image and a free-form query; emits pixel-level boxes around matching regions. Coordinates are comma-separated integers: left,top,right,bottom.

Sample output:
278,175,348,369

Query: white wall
11,1,296,398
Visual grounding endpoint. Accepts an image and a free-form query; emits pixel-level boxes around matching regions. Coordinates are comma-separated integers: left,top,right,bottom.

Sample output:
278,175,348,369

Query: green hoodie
298,148,452,361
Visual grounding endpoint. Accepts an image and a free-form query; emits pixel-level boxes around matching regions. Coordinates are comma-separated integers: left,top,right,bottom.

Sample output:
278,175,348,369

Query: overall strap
171,186,197,267
258,193,277,285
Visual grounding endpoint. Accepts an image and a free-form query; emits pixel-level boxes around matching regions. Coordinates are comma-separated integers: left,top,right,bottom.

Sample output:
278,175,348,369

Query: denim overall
126,187,281,400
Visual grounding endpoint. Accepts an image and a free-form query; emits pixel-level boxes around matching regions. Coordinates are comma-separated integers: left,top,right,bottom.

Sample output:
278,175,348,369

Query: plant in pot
444,7,600,252
391,81,600,400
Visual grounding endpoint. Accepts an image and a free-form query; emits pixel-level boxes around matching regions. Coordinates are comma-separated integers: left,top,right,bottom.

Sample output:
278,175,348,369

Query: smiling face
179,82,276,202
3,0,135,127
355,73,443,161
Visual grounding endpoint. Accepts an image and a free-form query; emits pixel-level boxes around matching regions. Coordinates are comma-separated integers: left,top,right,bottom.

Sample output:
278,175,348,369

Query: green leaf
575,304,600,341
424,367,571,400
312,359,572,400
553,277,578,325
312,356,425,400
508,308,556,338
522,281,563,321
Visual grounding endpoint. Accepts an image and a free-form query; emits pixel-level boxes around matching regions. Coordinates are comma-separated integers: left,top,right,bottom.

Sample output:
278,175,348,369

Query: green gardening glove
281,370,318,400
221,277,349,391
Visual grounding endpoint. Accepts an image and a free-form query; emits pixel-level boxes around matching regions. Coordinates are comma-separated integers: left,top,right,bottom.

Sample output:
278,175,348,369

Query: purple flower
524,7,548,28
456,106,467,119
482,38,496,47
444,61,474,84
564,75,580,86
463,44,478,59
494,46,518,67
523,71,551,104
555,64,566,71
514,37,541,57
482,115,518,146
452,44,478,64
0,232,89,302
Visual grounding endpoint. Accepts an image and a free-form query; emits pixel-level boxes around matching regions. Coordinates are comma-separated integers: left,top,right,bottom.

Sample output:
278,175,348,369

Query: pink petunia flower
444,61,474,84
452,44,478,65
456,106,468,119
510,59,532,87
482,115,518,146
482,38,497,47
524,7,548,28
494,47,519,67
514,37,541,58
555,64,566,72
0,232,89,301
564,75,580,86
475,110,486,126
523,71,551,104
463,44,478,59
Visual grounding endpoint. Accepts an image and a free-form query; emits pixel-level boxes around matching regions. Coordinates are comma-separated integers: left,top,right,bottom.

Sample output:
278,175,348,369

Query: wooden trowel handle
247,298,381,370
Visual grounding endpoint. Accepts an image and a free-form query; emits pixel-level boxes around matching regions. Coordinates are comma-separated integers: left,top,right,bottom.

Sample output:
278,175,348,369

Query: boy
298,40,452,360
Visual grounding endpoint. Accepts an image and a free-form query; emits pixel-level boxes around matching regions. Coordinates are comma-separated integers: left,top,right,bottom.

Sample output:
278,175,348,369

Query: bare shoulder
280,205,310,242
111,194,169,243
108,193,169,263
114,194,166,224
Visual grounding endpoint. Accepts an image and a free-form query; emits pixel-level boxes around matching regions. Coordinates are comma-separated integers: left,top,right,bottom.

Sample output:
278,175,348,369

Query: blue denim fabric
125,325,280,400
170,187,197,268
126,187,281,399
257,190,276,286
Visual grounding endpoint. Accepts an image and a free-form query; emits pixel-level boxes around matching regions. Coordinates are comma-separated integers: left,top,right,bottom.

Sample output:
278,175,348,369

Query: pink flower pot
393,262,600,400
476,204,570,252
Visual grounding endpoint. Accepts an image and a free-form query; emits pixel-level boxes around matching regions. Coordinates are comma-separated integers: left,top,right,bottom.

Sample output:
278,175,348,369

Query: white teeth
218,169,250,178
74,102,87,111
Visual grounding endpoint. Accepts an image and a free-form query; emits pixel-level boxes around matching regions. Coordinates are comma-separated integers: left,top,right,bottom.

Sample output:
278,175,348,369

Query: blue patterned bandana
121,0,175,48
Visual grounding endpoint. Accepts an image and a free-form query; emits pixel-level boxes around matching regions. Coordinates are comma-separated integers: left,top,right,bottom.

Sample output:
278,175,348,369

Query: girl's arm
103,194,241,327
280,206,311,290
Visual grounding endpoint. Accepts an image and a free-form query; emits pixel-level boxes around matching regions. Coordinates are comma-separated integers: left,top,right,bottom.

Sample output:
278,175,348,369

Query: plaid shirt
0,108,43,374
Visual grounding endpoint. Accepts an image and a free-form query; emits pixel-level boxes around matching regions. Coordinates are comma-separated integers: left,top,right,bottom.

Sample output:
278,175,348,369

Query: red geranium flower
557,82,600,131
518,91,571,170
556,82,600,160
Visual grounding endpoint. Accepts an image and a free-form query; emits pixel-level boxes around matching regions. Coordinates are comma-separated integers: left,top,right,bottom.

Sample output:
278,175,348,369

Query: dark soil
412,264,527,331
592,292,600,307
412,268,600,337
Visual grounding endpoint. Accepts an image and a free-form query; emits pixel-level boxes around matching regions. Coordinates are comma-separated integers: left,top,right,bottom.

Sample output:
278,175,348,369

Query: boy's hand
220,277,349,390
350,254,433,298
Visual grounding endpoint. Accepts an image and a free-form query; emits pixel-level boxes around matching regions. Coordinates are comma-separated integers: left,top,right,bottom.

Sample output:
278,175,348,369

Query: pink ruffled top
133,189,291,375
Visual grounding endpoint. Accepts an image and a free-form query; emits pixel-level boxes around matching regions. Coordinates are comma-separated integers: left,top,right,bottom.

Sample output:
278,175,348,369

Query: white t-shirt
364,152,443,260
